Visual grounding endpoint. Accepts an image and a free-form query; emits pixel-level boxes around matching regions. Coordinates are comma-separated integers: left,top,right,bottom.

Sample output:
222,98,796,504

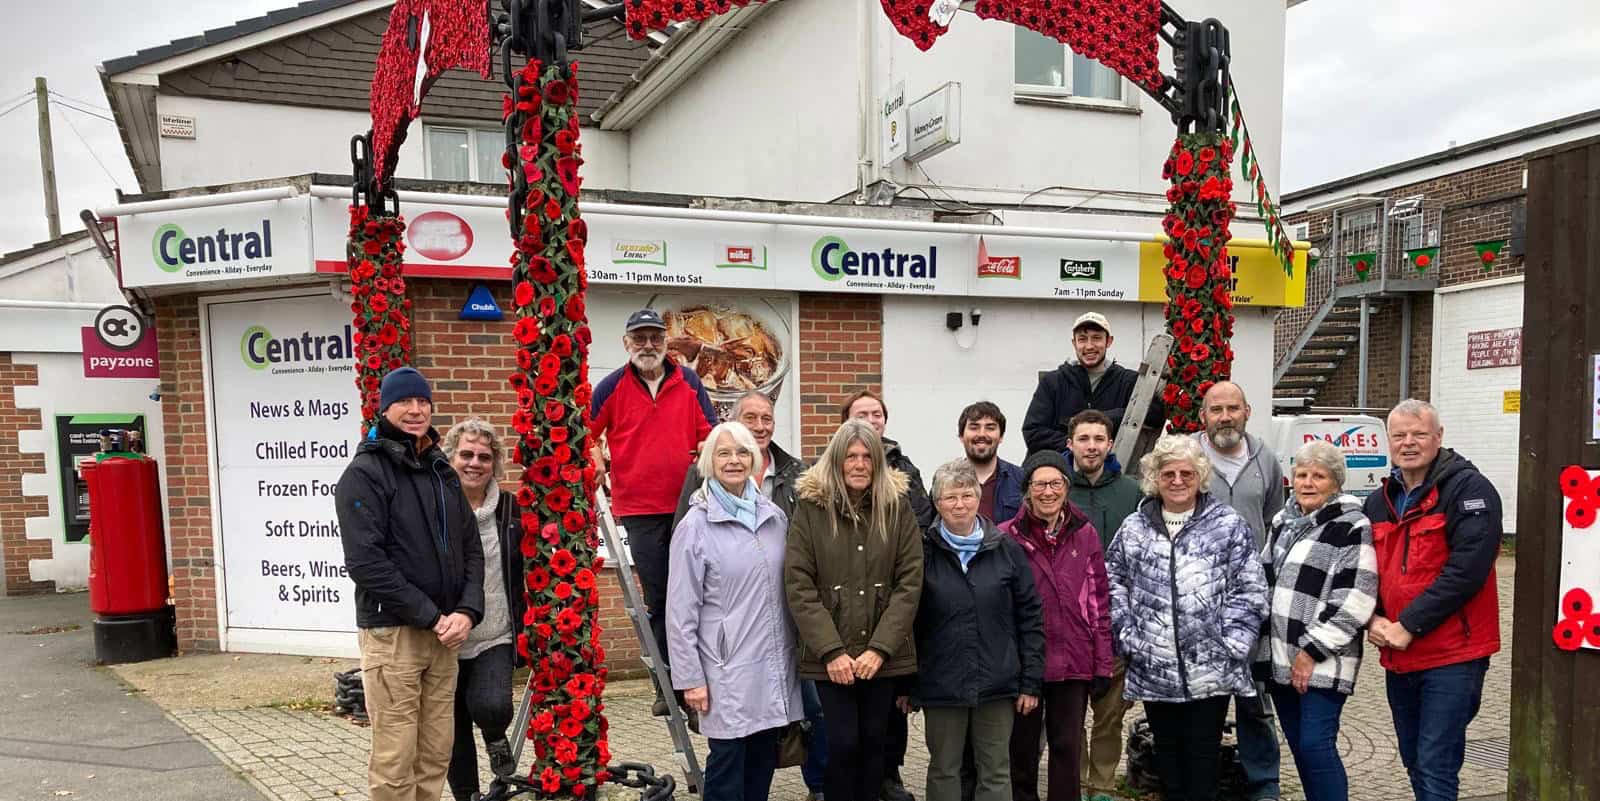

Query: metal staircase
1273,197,1440,405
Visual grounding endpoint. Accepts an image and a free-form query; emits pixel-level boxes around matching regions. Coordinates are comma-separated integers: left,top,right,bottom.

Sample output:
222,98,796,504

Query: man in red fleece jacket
591,308,716,715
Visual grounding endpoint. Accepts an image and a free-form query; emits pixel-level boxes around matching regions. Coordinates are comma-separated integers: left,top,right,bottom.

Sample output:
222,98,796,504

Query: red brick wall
153,296,219,649
797,294,884,459
1277,156,1526,408
157,280,885,668
0,354,53,595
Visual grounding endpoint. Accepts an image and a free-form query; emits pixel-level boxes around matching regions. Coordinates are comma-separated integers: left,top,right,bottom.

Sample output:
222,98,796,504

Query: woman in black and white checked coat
1255,439,1379,801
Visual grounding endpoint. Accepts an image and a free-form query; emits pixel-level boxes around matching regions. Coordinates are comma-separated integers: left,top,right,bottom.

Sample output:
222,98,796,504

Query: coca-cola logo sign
407,211,473,261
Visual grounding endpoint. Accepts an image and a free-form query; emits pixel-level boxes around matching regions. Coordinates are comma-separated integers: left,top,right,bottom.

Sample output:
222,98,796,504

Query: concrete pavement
0,591,268,801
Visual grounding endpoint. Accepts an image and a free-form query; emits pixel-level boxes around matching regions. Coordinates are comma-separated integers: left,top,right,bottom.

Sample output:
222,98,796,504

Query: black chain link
607,762,675,801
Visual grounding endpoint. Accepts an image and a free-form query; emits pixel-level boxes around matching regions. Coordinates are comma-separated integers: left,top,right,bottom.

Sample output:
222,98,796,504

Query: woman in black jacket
904,459,1044,801
442,419,526,801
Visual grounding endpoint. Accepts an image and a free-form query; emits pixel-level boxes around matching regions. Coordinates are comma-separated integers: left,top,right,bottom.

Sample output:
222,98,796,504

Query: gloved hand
1090,676,1113,701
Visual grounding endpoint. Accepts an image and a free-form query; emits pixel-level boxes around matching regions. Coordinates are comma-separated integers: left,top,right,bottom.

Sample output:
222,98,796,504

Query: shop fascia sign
309,190,1298,307
116,196,314,289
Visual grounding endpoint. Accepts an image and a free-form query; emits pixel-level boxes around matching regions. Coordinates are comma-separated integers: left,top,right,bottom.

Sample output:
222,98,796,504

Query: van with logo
1268,413,1390,498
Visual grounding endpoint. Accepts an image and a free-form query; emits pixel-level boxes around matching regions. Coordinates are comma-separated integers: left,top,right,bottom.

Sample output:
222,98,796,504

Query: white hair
1389,398,1442,431
930,459,980,501
697,421,762,482
1137,434,1213,497
1291,440,1347,488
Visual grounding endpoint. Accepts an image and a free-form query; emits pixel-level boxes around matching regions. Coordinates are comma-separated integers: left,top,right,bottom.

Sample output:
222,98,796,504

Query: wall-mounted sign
407,210,474,261
976,237,1021,279
158,113,196,139
881,81,908,163
205,293,361,634
906,82,961,163
81,327,160,379
460,284,503,321
1137,242,1308,307
1466,327,1522,370
1504,390,1521,414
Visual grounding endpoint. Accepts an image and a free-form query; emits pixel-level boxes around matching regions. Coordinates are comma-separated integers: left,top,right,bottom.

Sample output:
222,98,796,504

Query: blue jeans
1385,658,1490,801
705,727,782,801
1233,689,1281,800
1268,685,1348,801
801,680,830,793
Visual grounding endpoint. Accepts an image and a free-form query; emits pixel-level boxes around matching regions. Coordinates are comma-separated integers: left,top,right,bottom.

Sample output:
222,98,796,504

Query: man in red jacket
591,308,716,715
1364,399,1502,801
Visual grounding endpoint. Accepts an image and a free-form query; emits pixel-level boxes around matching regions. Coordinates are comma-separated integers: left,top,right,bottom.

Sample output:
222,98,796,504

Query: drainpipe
1399,294,1413,399
855,0,876,203
1357,297,1370,408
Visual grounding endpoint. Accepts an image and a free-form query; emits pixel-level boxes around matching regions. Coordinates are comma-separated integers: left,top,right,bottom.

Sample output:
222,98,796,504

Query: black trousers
817,678,897,801
1144,695,1231,801
1009,681,1089,801
620,513,675,673
446,643,515,799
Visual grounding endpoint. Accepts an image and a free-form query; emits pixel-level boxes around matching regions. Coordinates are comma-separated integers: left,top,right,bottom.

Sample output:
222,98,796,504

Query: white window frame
423,124,506,184
1012,34,1134,109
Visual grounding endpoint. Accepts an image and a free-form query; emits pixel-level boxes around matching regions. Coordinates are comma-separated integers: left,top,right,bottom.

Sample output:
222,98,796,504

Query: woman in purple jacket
998,451,1114,801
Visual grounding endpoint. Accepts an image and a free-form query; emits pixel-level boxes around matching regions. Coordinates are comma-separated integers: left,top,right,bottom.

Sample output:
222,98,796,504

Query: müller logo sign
407,211,473,261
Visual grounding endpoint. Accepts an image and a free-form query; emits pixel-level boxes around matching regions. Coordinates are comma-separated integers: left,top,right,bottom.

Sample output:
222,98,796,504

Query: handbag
775,720,812,768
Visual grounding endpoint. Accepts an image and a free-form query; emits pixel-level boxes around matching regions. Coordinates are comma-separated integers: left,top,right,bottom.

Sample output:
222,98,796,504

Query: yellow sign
1137,242,1308,308
1504,390,1521,413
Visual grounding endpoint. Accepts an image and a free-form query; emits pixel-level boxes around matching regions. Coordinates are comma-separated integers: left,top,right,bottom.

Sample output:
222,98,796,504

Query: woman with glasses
441,418,525,801
1105,434,1268,801
996,451,1112,801
908,459,1043,801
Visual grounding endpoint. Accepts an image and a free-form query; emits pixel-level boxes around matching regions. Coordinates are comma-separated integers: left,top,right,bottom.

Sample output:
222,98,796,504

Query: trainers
486,738,516,779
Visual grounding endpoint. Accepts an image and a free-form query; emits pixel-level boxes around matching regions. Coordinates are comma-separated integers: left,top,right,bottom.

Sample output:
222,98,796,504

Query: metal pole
1357,297,1370,408
1399,294,1413,399
35,76,60,240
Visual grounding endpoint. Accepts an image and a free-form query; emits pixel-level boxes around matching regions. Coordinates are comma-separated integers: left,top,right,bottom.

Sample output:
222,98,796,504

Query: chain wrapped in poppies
347,207,415,434
502,56,613,797
1159,133,1237,433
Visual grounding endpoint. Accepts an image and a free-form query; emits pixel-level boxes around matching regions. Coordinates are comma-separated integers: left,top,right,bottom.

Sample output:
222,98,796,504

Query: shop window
1013,28,1125,105
425,126,509,184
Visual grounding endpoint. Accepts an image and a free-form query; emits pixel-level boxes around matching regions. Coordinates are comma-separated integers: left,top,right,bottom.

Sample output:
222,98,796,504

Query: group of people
334,307,1504,801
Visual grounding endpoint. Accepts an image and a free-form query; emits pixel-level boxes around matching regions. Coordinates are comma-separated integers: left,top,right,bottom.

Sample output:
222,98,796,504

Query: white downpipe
95,186,300,217
856,0,874,202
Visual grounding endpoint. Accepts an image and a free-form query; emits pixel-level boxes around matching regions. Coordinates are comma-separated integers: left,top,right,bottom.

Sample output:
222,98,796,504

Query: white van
1268,414,1390,498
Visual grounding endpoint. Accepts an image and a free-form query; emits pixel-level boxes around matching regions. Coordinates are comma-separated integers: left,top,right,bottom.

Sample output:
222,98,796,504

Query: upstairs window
425,126,507,183
1014,28,1125,104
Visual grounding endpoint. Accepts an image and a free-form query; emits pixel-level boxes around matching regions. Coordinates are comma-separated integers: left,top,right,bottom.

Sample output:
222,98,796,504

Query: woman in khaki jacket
786,420,924,801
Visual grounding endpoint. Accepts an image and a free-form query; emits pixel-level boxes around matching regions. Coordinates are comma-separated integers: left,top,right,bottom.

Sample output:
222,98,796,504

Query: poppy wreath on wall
1159,132,1236,433
621,0,1162,92
502,56,614,797
347,207,415,434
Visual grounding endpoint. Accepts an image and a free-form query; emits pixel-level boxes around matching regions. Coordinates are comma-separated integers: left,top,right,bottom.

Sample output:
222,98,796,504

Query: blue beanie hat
379,367,432,411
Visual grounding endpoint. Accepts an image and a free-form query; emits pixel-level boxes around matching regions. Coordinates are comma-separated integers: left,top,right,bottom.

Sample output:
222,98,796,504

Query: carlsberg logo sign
153,220,274,273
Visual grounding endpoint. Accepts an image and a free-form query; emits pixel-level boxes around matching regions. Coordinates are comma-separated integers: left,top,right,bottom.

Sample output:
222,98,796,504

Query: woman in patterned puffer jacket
1105,435,1267,801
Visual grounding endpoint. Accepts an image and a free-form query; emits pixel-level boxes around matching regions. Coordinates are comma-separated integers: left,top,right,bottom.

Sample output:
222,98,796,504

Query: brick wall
153,296,218,649
0,354,53,595
797,294,884,459
158,280,885,667
1277,156,1526,407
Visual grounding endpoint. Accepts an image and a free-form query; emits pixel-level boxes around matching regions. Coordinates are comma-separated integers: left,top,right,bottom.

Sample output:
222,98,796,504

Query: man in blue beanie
337,366,484,801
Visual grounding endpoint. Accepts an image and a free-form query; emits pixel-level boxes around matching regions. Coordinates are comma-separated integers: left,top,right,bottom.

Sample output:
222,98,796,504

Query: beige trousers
360,626,461,801
1081,660,1130,793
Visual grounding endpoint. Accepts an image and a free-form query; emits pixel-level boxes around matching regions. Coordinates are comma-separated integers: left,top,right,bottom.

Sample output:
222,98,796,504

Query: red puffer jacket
1364,450,1502,674
1000,503,1114,682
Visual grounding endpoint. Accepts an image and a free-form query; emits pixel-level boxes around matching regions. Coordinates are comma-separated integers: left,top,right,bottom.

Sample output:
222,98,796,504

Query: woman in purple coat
998,451,1114,801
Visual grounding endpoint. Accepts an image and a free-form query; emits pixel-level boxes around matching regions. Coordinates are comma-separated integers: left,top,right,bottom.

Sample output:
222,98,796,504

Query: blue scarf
938,520,985,572
708,478,760,531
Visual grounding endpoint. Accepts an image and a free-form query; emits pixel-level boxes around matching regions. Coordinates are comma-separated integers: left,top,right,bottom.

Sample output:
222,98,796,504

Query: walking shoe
486,738,516,779
806,792,825,801
652,697,671,716
880,774,915,801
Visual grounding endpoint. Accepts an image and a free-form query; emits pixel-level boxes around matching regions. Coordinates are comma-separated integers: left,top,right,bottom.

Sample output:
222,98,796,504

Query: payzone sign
1303,425,1387,468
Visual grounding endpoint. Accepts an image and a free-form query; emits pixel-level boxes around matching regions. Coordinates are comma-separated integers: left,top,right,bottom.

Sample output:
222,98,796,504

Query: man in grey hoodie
1191,381,1285,801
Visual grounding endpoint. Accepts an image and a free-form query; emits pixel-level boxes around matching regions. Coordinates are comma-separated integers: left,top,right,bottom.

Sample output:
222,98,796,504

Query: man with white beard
1189,380,1286,801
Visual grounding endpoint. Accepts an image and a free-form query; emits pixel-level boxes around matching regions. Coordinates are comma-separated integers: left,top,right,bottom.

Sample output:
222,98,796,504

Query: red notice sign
82,326,160,379
1466,327,1522,370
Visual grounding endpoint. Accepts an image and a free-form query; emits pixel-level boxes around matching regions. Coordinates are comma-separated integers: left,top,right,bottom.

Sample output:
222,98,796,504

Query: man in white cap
1022,312,1165,456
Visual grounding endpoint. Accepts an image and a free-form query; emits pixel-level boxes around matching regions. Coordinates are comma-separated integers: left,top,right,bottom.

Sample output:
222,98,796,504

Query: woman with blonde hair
786,419,924,801
1105,434,1267,801
440,418,523,801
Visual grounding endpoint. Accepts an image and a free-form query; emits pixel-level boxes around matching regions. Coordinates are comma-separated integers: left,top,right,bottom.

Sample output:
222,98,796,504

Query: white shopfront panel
1431,279,1523,534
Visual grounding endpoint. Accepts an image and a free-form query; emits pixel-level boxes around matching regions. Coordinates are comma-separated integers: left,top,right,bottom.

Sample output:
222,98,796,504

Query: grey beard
1210,427,1243,451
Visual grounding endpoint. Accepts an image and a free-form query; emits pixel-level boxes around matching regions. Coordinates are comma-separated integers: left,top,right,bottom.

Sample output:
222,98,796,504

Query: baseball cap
624,308,666,332
1072,312,1112,335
